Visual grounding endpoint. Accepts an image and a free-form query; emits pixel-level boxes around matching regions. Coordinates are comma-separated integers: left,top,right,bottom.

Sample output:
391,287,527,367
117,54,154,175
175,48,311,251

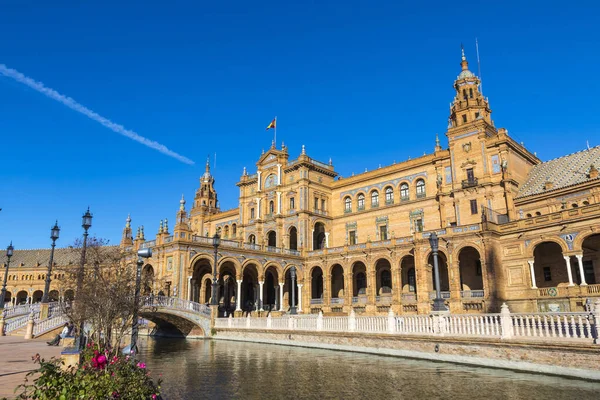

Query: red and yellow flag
266,117,276,131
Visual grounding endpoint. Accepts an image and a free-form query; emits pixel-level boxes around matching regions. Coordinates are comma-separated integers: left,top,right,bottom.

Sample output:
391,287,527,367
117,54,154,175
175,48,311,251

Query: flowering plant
14,343,161,399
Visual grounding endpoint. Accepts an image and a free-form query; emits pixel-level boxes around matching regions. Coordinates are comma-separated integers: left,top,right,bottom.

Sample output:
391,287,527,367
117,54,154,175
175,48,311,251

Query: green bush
14,344,161,399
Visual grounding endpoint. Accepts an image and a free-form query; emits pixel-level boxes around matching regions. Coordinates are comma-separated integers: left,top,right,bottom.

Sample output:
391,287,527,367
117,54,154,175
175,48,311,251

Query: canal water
138,337,600,400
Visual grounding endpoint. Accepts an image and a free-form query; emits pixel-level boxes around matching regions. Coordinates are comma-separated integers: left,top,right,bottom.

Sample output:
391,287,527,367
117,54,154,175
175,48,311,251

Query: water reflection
137,337,600,400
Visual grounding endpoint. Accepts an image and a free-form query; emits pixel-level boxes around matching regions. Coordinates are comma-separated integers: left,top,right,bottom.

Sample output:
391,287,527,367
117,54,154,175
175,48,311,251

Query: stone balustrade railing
141,296,211,317
33,314,68,337
215,302,600,344
3,314,32,334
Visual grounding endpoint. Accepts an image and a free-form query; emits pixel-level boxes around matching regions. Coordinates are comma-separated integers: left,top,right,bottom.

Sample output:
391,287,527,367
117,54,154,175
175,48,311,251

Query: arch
384,186,394,204
48,290,60,302
357,193,366,210
416,178,426,198
427,251,449,292
330,264,344,299
289,226,298,250
142,264,155,295
3,291,11,306
352,261,368,296
191,257,213,303
458,246,484,291
375,258,392,296
263,265,280,311
313,222,326,250
242,263,260,312
203,278,212,304
527,237,568,258
32,290,43,303
400,254,416,293
311,266,324,300
400,182,410,201
16,290,28,305
217,257,242,277
532,241,569,288
580,234,600,285
223,225,230,238
64,289,75,301
267,230,277,248
264,173,277,189
218,261,237,314
344,196,352,212
248,234,256,244
370,190,379,208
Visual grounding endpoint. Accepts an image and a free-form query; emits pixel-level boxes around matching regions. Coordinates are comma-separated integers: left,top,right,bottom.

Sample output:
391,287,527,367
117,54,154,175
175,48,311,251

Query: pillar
563,256,575,286
325,232,330,248
187,276,192,301
528,260,537,289
576,254,588,286
277,164,282,185
257,171,262,191
279,283,284,311
297,284,303,312
276,192,282,214
259,281,264,311
311,229,314,250
255,197,261,218
344,271,353,309
236,280,242,311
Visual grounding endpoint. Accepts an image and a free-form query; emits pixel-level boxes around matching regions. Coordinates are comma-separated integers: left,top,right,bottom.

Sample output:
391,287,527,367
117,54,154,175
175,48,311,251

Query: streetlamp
0,242,14,308
211,233,221,306
42,221,60,304
429,232,447,312
290,266,297,315
77,208,92,350
131,247,152,356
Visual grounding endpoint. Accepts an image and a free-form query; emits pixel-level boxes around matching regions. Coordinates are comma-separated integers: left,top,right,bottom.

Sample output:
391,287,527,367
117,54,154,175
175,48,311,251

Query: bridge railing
33,314,68,337
214,302,600,345
141,296,212,318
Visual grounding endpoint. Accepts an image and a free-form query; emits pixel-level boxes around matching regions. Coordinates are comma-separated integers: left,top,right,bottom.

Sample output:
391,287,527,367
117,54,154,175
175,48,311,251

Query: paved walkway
0,336,63,399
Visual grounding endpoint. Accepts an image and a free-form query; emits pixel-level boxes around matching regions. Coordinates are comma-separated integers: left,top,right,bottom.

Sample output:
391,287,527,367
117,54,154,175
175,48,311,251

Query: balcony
429,291,451,300
461,290,485,298
462,178,478,189
330,298,344,305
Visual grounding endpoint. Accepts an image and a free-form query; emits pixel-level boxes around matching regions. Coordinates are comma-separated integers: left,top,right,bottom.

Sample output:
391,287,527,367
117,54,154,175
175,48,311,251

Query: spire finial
435,133,441,151
126,214,131,228
159,220,163,233
243,166,247,176
205,155,210,172
180,194,186,211
271,139,276,149
460,44,469,71
329,157,332,166
136,226,141,238
301,145,306,155
461,43,466,61
164,218,168,232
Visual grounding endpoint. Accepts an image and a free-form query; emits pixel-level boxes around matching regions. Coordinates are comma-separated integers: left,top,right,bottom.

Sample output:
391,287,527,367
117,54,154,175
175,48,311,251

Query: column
279,282,284,311
527,260,537,289
325,232,330,248
311,229,315,250
563,256,575,286
255,198,261,218
236,280,242,311
276,192,282,214
277,164,282,185
187,276,193,301
297,284,303,312
259,281,264,311
257,171,262,191
576,254,588,286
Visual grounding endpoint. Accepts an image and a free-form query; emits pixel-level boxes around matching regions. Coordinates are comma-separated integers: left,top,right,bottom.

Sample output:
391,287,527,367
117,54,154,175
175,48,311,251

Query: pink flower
152,395,157,399
97,355,107,367
136,362,146,369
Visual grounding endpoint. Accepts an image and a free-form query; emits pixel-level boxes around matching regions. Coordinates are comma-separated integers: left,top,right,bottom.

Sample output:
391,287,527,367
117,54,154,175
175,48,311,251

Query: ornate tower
190,157,220,235
120,214,133,247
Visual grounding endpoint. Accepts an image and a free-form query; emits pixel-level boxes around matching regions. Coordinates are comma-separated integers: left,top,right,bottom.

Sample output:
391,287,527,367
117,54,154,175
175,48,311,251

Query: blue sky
1,1,599,250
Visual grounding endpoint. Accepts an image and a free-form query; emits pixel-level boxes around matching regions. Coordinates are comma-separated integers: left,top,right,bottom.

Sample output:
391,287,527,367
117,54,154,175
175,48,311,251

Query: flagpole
274,116,277,146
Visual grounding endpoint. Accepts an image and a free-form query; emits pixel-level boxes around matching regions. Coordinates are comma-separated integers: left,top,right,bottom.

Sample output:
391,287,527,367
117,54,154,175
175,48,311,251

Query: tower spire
205,155,210,173
460,44,469,71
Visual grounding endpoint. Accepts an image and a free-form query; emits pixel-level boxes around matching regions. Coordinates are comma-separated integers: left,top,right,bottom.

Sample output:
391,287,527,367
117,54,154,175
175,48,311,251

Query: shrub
14,343,161,399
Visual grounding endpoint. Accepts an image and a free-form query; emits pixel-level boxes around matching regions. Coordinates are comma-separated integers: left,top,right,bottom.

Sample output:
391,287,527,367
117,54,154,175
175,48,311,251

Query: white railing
4,314,31,334
33,315,68,337
401,293,417,303
141,296,211,318
3,304,32,318
214,302,600,344
429,291,451,300
461,290,485,298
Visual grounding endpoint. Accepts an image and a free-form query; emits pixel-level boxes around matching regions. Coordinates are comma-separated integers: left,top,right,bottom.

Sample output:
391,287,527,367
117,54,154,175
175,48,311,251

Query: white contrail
0,63,194,165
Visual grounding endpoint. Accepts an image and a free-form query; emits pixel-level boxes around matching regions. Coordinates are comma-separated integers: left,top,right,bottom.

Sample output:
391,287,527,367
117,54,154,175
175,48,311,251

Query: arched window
416,179,426,198
583,200,590,206
407,268,416,292
462,89,467,100
572,203,579,208
224,225,229,238
400,183,409,201
250,207,255,219
385,187,394,204
248,234,256,244
535,211,542,216
371,191,379,207
344,197,352,213
269,201,275,214
357,194,365,210
526,213,532,218
232,224,237,236
469,88,473,98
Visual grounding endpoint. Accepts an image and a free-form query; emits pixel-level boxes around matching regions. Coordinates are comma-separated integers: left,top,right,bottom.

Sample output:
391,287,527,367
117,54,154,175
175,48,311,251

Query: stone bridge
140,297,212,338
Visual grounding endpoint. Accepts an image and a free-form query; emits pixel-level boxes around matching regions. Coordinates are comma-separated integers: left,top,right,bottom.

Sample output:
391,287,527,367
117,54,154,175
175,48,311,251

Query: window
526,213,532,218
475,112,480,119
462,89,467,100
466,168,475,182
269,201,274,214
416,179,426,198
543,267,552,282
445,166,452,184
232,224,237,236
321,199,326,211
314,197,319,211
250,208,255,219
357,194,365,210
407,268,416,292
371,191,379,207
379,225,388,241
224,225,229,238
415,219,423,233
344,197,352,213
290,197,295,209
349,231,357,245
385,187,394,204
469,88,473,98
249,234,256,244
535,211,542,216
462,115,467,123
470,199,478,215
400,183,409,201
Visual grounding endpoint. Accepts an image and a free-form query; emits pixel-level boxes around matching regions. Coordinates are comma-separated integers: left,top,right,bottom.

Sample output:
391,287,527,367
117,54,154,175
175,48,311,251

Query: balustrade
461,290,485,298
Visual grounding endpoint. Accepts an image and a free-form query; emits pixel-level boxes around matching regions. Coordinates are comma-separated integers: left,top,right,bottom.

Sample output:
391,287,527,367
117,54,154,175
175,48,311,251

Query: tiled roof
516,146,600,199
0,246,119,269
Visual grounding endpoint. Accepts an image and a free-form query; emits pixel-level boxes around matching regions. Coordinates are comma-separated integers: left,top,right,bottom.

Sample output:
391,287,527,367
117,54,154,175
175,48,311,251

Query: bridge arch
140,298,211,338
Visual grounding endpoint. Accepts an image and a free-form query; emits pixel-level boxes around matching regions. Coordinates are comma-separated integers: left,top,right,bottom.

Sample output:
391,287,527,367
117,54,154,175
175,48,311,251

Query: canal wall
213,328,600,381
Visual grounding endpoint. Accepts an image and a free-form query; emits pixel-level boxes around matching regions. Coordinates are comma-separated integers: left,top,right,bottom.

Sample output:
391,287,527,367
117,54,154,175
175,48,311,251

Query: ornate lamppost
290,266,297,315
0,242,14,308
131,248,152,356
211,233,221,306
42,221,60,304
429,232,447,312
77,208,92,350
